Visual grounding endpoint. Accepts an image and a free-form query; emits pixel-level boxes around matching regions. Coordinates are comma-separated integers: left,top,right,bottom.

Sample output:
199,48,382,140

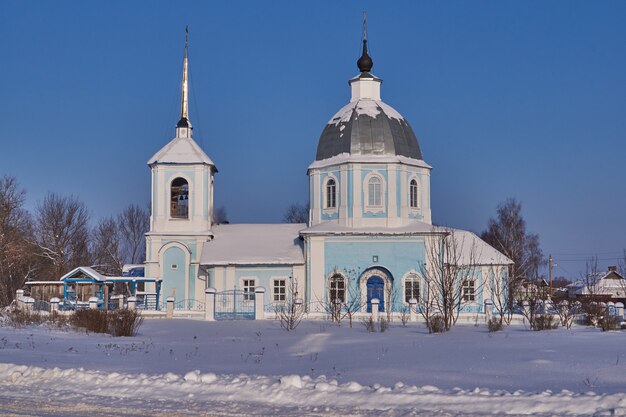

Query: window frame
242,278,256,301
326,178,337,209
409,178,419,209
273,278,287,302
462,279,476,302
404,273,420,303
170,177,190,219
363,173,385,213
328,274,346,304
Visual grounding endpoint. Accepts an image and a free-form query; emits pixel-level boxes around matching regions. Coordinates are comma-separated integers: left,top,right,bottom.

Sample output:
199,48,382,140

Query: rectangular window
405,277,420,302
243,279,256,301
462,279,475,302
273,279,286,302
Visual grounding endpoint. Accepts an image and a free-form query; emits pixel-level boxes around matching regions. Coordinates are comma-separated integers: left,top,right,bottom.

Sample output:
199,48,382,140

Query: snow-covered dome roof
315,98,423,161
314,37,423,162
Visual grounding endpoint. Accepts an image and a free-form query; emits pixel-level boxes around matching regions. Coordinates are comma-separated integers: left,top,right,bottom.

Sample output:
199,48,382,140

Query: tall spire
357,12,373,73
177,25,191,129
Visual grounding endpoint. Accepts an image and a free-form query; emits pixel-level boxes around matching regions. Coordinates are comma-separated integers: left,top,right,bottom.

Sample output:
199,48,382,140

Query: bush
5,309,45,327
600,315,620,332
70,309,143,336
488,318,503,332
532,314,558,331
379,318,389,333
362,316,376,332
71,309,109,333
427,315,446,333
108,309,143,336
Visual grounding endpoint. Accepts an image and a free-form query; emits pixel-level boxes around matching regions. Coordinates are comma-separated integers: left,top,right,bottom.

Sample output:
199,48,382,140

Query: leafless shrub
488,318,503,332
427,315,446,333
378,317,389,333
362,316,375,332
108,309,143,336
71,309,109,334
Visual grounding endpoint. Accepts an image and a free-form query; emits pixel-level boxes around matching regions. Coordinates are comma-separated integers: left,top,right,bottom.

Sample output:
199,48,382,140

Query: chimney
608,265,617,272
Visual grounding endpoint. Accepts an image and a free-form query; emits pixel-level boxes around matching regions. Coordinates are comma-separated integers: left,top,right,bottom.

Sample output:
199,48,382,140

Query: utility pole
549,255,553,296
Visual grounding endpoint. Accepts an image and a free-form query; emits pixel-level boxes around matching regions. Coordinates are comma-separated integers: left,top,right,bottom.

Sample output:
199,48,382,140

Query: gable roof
59,266,107,282
200,224,305,266
147,136,216,167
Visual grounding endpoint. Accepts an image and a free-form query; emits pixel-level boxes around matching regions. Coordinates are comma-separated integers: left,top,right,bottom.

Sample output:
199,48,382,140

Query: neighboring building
567,266,626,300
144,27,513,316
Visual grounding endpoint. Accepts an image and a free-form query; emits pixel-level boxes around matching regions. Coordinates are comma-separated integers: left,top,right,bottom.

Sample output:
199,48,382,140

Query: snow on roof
147,136,216,167
200,224,305,266
59,266,107,282
308,152,432,171
448,228,514,266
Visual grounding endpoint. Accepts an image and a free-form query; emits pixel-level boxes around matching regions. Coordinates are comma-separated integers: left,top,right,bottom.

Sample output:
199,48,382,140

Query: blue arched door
367,276,385,312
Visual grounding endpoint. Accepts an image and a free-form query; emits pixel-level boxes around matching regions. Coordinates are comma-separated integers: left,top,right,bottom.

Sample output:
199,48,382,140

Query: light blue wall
322,237,425,307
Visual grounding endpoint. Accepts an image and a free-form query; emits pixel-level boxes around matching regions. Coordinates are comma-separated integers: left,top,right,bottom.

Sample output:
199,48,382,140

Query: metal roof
315,99,423,161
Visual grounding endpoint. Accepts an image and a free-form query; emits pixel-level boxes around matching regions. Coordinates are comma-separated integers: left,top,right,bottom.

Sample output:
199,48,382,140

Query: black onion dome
315,100,423,161
357,40,373,72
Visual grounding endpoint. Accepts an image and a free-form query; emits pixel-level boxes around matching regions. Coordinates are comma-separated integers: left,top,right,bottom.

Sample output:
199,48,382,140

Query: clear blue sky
1,1,625,278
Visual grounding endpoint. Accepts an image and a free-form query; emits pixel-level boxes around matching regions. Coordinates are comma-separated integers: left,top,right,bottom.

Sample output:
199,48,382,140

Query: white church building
144,28,512,318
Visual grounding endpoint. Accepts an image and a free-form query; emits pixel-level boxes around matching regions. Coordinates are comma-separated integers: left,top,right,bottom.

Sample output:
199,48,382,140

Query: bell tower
144,27,217,303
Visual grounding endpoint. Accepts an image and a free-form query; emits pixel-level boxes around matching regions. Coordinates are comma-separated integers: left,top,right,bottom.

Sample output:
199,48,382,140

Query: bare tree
212,206,228,225
275,277,304,331
418,228,480,332
35,193,91,278
0,176,37,306
91,216,123,275
481,198,544,309
118,204,149,264
283,203,308,224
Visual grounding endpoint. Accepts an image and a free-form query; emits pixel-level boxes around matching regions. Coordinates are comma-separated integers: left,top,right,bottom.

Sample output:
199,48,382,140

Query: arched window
405,273,420,302
329,275,346,304
326,178,336,209
410,179,418,208
170,177,189,219
368,177,382,207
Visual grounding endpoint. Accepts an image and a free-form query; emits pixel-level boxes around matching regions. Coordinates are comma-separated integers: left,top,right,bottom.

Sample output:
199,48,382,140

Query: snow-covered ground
1,318,625,416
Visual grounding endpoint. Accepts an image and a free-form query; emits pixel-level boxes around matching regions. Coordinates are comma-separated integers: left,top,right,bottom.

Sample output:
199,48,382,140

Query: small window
326,178,337,209
243,279,256,301
171,177,189,219
329,275,345,304
170,264,178,270
405,274,420,302
462,279,475,302
368,177,382,207
409,179,418,208
273,279,286,302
